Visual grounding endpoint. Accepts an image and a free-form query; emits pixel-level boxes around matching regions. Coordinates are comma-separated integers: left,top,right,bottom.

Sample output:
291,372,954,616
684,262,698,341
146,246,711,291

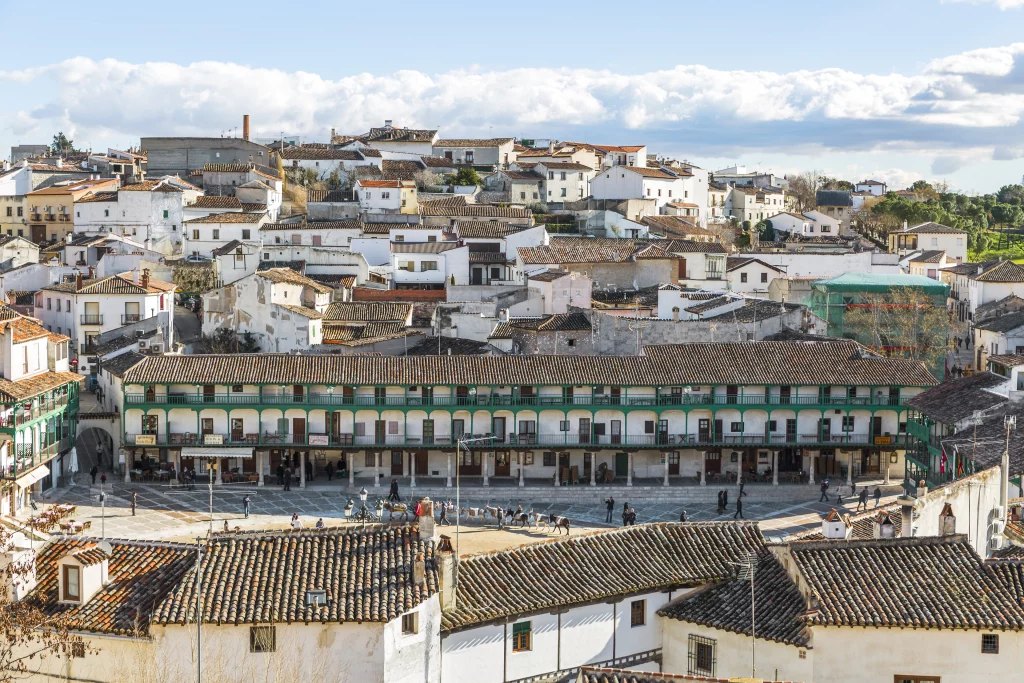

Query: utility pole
195,536,203,683
1002,415,1016,527
729,551,758,679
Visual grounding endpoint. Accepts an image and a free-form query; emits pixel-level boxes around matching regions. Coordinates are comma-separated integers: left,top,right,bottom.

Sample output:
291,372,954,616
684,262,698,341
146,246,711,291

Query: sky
3,0,1024,193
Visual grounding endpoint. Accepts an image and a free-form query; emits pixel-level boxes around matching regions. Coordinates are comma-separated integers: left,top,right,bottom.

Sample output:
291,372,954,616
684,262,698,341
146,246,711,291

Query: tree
787,169,823,211
842,286,957,373
997,184,1024,206
451,167,481,187
760,219,776,242
991,203,1024,228
412,170,442,191
0,529,94,680
194,328,260,354
50,132,77,155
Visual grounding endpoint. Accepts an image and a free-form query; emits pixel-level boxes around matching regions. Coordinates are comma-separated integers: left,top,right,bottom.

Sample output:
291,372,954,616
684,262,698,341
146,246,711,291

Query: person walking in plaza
679,509,687,522
439,499,452,526
622,501,629,526
130,491,137,516
276,464,284,486
243,494,251,519
857,486,869,512
326,461,334,481
733,497,743,519
819,478,830,502
90,464,98,485
716,490,724,514
605,497,615,524
388,479,400,502
739,480,746,498
189,470,196,491
290,513,302,530
305,459,314,482
316,518,325,529
722,490,729,511
284,467,292,491
874,486,882,508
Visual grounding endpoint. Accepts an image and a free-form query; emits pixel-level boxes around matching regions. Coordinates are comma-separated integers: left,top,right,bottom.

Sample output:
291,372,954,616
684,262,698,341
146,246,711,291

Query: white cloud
926,43,1024,76
942,0,1024,9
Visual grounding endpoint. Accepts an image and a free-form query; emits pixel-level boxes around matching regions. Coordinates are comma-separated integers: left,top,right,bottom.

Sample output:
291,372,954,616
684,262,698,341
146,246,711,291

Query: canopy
15,465,50,488
180,447,254,459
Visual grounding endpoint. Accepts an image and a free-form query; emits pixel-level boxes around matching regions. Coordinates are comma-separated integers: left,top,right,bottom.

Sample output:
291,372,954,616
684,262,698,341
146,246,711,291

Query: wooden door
456,386,469,405
578,418,591,445
414,451,428,475
657,419,668,445
714,419,723,442
492,417,506,444
742,450,758,474
422,419,435,445
31,225,45,243
331,412,342,439
292,417,306,444
203,385,215,403
583,453,592,479
610,420,621,445
342,386,354,404
391,451,403,475
614,452,628,477
374,420,386,444
494,451,510,476
726,386,738,404
201,418,214,437
872,416,883,439
231,418,243,442
698,419,710,442
820,418,832,442
459,449,481,475
668,451,680,475
704,451,722,474
610,387,621,405
780,386,791,404
293,385,304,403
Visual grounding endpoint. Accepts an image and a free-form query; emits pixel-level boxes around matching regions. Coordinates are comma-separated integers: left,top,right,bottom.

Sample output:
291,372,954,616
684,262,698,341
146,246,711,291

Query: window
212,229,220,240
5,207,10,217
250,626,276,653
364,452,375,467
381,192,391,200
427,236,437,243
982,633,999,654
394,235,405,242
630,599,646,627
542,452,556,467
402,612,419,635
894,678,940,683
47,298,51,310
16,207,21,217
62,565,80,601
232,385,244,393
548,172,554,180
306,589,327,607
242,229,251,240
842,416,855,432
731,422,744,432
520,192,526,200
760,272,768,283
769,420,778,431
957,237,964,246
511,621,532,652
740,272,748,283
104,209,109,217
421,261,438,272
264,253,270,260
192,229,199,240
561,188,567,197
559,420,570,432
560,172,566,181
291,234,301,245
163,210,169,219
688,635,716,677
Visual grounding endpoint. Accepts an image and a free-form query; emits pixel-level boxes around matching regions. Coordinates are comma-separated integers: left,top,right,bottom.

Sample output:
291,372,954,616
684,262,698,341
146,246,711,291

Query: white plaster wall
661,620,811,683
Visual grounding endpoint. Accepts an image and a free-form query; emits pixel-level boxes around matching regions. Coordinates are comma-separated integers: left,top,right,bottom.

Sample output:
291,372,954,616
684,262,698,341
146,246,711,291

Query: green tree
992,203,1024,228
50,132,77,155
195,328,261,353
760,219,776,242
452,167,481,186
997,184,1024,206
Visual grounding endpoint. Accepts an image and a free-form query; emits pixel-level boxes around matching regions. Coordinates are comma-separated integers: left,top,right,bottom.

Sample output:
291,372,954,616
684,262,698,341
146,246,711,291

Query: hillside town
2,116,1024,683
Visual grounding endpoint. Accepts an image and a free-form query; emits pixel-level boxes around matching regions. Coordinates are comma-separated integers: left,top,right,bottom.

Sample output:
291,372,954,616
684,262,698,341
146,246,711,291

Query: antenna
728,550,759,679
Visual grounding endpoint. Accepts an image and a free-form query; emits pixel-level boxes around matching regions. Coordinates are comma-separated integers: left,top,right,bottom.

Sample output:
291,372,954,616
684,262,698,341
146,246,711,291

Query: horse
382,501,410,522
549,513,570,535
530,511,550,530
508,507,530,527
461,506,483,522
484,505,505,527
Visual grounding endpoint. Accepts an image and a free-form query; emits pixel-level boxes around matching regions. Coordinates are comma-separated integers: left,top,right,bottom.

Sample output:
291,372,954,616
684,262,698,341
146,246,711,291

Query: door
342,386,355,404
714,419,724,442
203,385,215,403
292,418,306,444
124,301,140,324
231,418,243,442
872,416,883,440
471,268,483,285
610,420,622,445
583,453,593,480
518,420,536,445
374,387,386,405
331,412,342,440
142,414,159,437
422,419,435,446
459,448,481,475
494,451,510,477
31,224,45,242
614,452,629,477
578,417,591,445
742,450,758,475
668,451,680,475
374,420,386,444
704,451,721,474
657,419,669,445
820,418,832,442
293,385,304,403
492,417,506,444
558,452,571,484
698,418,711,443
414,451,428,475
452,419,465,440
786,419,797,441
84,302,100,324
456,386,470,405
677,257,687,280
726,386,738,404
780,386,791,405
391,451,403,475
610,387,621,405
200,418,214,437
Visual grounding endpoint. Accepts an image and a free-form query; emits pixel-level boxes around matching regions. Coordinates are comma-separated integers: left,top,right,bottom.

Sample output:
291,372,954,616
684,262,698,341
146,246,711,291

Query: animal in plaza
530,511,550,530
549,513,571,535
381,501,409,522
508,507,530,527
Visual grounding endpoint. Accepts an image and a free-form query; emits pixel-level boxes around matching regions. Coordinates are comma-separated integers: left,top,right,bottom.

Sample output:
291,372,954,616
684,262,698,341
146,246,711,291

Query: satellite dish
98,541,113,555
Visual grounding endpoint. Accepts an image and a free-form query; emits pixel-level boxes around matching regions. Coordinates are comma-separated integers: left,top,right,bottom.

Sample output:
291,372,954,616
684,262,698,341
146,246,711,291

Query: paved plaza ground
25,478,900,547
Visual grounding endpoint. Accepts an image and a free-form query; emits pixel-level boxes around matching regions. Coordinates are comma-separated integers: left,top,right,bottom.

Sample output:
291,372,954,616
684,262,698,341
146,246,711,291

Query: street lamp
358,487,369,528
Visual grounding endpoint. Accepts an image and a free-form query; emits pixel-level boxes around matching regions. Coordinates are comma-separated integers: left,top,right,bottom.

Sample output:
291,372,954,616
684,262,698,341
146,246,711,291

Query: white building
590,167,687,209
944,260,1024,323
359,122,439,156
183,212,268,259
532,162,595,203
432,138,516,168
201,267,334,352
725,257,787,296
355,179,419,215
889,221,968,263
767,210,840,238
35,270,176,377
279,146,382,185
855,179,888,195
392,242,469,290
728,185,786,223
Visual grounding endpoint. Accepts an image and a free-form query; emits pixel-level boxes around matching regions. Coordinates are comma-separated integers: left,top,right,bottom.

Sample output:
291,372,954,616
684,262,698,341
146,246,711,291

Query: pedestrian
326,462,334,481
101,473,107,487
851,480,857,496
90,464,98,485
857,487,868,512
605,497,615,524
305,459,313,481
223,520,229,533
622,501,629,526
679,509,687,522
189,470,196,491
389,479,400,502
733,497,743,519
130,491,137,516
873,486,882,508
315,518,325,529
243,494,251,518
739,480,746,498
276,464,284,486
290,513,302,530
627,508,637,526
837,485,845,506
96,444,104,467
722,490,729,511
716,490,724,514
819,478,830,502
439,500,451,526
284,467,292,491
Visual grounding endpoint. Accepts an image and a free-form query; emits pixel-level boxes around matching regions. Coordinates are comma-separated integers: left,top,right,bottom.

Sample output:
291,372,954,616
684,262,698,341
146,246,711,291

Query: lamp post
359,486,368,528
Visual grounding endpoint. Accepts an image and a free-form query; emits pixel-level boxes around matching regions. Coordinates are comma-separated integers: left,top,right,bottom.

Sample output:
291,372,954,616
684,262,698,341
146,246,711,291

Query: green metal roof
812,272,950,294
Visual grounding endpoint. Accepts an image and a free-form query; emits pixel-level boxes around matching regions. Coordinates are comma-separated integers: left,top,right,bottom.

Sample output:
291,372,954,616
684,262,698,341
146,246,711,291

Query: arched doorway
75,425,116,473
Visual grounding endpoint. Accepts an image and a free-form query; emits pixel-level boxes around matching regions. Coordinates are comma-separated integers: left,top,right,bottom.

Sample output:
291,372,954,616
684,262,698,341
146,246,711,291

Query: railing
122,314,142,324
80,314,104,325
124,392,913,409
124,431,913,449
3,438,72,479
1,398,72,427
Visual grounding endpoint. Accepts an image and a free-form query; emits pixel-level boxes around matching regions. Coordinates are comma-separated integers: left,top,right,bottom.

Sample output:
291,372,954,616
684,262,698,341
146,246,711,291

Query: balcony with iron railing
80,314,104,325
3,437,73,479
121,313,142,324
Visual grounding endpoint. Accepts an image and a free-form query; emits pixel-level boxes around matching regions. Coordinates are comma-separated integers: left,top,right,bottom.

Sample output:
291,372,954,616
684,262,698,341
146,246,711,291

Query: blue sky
3,0,1024,192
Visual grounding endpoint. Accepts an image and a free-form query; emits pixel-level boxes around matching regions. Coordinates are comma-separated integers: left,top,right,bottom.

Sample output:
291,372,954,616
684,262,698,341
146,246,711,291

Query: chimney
548,141,555,154
872,512,896,539
898,494,916,538
412,553,426,588
141,268,150,290
75,271,83,291
243,114,250,142
417,497,436,540
438,535,457,611
1,160,9,171
384,119,393,129
938,502,956,536
672,306,680,321
331,128,336,139
821,509,850,540
55,158,63,169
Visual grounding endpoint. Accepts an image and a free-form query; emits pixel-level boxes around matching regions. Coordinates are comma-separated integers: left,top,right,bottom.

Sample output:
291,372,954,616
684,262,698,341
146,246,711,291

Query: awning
180,447,254,459
15,465,50,488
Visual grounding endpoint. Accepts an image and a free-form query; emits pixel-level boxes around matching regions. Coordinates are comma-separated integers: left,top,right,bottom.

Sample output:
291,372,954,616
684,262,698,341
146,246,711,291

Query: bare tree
787,169,823,212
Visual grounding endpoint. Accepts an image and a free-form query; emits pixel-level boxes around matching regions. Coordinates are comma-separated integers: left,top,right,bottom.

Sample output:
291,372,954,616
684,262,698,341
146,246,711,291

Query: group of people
949,362,973,379
818,477,884,509
716,490,743,518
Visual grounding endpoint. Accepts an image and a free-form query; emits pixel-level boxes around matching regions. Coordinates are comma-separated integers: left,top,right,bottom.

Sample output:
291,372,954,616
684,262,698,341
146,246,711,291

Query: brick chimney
438,535,457,611
417,496,436,540
75,271,83,291
243,114,250,142
141,268,150,289
412,553,426,587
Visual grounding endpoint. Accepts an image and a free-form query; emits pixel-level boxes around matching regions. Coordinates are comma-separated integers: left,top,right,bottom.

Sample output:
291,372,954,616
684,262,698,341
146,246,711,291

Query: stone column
590,456,596,487
482,452,489,487
410,454,416,489
885,461,891,485
663,453,669,486
847,450,854,487
808,455,815,486
123,446,131,483
699,452,706,486
347,452,354,486
446,453,452,488
519,454,525,488
772,452,779,486
257,451,265,487
627,453,633,486
554,462,559,487
299,451,306,489
373,452,380,488
215,458,223,485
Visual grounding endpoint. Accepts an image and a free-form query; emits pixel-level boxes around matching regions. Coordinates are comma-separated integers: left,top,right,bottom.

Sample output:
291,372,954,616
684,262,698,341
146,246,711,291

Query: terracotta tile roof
361,222,440,234
359,148,383,158
323,322,408,345
75,191,119,204
974,260,1024,283
600,166,676,179
184,212,264,224
941,260,999,276
467,251,507,264
392,242,460,254
406,336,494,356
257,268,334,294
201,163,254,173
527,269,570,282
894,221,966,235
909,249,946,263
43,272,176,295
280,148,363,160
519,237,723,265
47,331,71,344
441,522,764,631
363,127,437,143
23,537,195,637
789,535,1024,629
659,550,809,646
101,351,148,378
455,221,527,239
261,220,361,231
420,201,531,219
500,169,545,180
211,239,246,256
788,505,902,541
489,313,592,339
154,526,437,625
976,310,1024,333
906,372,1008,424
421,156,457,168
29,163,91,174
434,138,514,147
382,160,426,180
578,667,785,683
120,180,180,193
989,353,1024,367
0,317,50,343
306,189,355,203
358,179,404,188
188,196,242,210
641,216,715,239
0,371,84,402
702,300,802,323
536,161,593,171
277,303,323,319
323,302,411,323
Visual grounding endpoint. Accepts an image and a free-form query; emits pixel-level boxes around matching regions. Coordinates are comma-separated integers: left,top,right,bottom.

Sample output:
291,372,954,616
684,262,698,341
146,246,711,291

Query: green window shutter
512,621,531,635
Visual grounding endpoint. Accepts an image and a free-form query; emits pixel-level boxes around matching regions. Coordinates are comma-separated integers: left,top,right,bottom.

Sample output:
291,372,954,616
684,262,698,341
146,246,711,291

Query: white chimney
939,502,956,536
417,497,436,540
1,160,9,171
55,158,63,169
872,512,896,539
384,119,393,129
821,509,850,540
438,535,457,611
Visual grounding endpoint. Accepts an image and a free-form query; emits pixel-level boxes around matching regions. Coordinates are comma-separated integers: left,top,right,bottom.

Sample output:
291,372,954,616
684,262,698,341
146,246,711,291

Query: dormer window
62,565,80,601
